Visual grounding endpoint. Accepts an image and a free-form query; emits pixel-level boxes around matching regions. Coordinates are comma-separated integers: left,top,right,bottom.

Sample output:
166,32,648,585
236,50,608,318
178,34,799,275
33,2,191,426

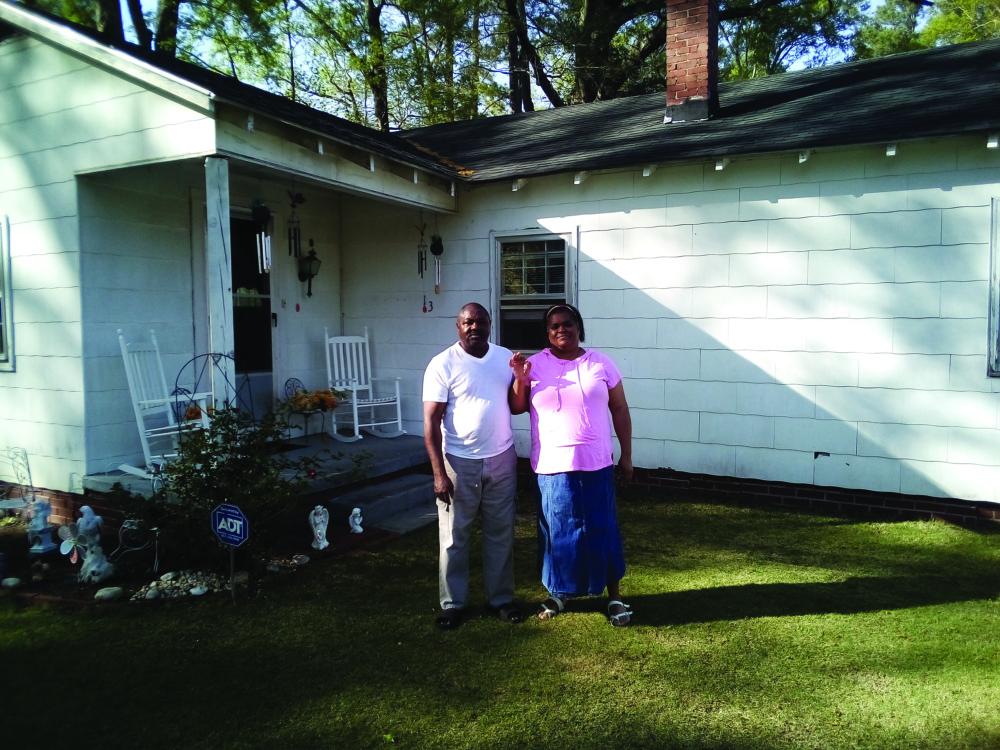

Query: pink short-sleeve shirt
527,348,623,475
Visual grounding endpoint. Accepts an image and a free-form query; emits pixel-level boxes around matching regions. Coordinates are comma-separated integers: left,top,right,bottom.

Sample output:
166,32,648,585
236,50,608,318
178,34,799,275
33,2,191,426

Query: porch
82,432,436,535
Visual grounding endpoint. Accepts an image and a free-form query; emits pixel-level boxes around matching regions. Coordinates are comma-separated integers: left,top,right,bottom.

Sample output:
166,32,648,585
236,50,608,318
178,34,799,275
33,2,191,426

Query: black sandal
435,608,462,630
495,603,524,624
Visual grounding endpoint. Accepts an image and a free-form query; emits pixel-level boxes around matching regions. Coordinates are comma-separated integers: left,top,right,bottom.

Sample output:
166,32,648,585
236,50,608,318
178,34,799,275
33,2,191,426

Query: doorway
231,216,273,419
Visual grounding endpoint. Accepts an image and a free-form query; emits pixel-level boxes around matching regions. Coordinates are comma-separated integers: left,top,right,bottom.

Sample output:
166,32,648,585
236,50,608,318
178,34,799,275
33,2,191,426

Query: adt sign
212,503,249,547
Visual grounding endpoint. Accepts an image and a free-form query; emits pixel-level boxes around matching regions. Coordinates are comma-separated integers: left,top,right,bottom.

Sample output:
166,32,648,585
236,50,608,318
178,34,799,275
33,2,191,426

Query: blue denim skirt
535,466,626,598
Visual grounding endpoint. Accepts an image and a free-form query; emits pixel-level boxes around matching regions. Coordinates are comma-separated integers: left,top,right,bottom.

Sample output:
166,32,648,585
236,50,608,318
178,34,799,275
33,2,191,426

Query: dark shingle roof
402,38,1000,182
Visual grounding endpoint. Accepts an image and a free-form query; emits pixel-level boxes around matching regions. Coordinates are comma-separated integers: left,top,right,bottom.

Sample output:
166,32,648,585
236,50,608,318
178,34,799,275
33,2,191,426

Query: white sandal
608,600,632,627
537,596,566,620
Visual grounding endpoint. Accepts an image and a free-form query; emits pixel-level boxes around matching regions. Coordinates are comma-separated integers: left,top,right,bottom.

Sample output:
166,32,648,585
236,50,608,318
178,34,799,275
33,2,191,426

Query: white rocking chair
118,329,212,477
325,327,405,442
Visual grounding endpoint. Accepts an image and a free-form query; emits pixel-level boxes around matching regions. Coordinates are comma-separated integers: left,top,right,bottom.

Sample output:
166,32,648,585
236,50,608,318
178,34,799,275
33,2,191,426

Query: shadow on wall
533,166,998,504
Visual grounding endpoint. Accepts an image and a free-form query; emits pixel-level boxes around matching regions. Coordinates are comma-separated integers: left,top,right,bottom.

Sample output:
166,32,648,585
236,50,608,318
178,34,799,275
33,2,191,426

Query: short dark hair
458,302,490,321
542,303,585,342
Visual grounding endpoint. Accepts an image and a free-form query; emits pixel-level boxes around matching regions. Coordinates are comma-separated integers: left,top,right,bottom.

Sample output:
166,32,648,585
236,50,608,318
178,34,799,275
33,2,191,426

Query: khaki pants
438,445,517,610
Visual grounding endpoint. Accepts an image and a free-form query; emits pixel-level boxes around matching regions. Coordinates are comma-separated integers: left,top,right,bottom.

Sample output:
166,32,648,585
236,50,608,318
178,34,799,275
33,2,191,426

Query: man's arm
423,400,455,503
608,381,633,483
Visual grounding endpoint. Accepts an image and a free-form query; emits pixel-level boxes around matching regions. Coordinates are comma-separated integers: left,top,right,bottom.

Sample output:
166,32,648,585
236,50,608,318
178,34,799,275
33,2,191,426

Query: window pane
501,240,566,297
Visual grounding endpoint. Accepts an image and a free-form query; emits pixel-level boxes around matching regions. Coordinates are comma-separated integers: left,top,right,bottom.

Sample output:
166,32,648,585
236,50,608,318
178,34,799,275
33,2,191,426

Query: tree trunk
155,0,182,55
96,0,124,42
366,0,390,132
125,0,153,49
508,27,522,113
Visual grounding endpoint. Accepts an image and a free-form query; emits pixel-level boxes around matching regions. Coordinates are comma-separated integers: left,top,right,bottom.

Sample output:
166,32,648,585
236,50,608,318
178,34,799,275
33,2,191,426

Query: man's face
457,307,491,352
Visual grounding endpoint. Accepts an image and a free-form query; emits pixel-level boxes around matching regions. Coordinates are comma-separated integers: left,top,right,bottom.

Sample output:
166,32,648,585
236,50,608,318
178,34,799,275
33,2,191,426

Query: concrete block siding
340,136,1000,504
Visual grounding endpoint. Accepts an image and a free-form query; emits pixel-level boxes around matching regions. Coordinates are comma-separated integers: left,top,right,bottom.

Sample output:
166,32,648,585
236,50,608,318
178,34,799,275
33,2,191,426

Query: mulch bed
0,515,399,609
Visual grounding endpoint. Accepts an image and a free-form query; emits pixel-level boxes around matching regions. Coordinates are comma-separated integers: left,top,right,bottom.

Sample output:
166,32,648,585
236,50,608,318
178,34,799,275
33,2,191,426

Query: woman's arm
608,381,633,483
508,352,531,415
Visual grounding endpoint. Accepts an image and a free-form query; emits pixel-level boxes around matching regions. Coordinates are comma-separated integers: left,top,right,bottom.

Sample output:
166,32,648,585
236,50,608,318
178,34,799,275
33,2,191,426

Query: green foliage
920,0,1000,46
720,0,865,80
852,0,927,61
33,0,998,128
109,407,352,569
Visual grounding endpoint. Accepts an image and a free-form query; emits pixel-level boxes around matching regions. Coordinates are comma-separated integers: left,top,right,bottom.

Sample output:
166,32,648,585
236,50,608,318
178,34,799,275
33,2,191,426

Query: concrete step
374,497,438,534
326,473,434,530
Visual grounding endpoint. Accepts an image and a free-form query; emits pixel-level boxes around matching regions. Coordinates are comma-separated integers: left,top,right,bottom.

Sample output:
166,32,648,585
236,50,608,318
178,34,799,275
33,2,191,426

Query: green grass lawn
2,493,998,749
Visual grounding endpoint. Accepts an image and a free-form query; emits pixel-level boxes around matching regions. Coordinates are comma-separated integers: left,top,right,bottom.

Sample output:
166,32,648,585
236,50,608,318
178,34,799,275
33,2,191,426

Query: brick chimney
664,0,718,123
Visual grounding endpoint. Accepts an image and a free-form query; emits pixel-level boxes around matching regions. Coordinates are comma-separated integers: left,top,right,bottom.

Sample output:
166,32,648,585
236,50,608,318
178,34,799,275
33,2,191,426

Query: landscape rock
190,586,208,595
160,572,178,582
95,587,123,601
1,577,20,588
145,588,161,600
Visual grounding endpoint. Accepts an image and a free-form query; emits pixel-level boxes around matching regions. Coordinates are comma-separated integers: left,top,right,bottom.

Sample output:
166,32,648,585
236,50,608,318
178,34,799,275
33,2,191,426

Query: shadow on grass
607,574,1000,627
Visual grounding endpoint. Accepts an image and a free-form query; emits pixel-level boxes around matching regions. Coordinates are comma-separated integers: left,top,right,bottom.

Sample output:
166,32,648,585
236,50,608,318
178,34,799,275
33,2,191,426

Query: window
0,215,12,372
495,235,575,351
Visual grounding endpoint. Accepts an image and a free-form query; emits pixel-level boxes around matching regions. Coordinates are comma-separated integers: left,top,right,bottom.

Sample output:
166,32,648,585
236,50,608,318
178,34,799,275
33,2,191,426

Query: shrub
109,407,365,570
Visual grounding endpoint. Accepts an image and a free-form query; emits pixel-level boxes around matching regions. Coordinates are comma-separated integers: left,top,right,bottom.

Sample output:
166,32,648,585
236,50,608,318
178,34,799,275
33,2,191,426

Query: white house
4,0,1000,518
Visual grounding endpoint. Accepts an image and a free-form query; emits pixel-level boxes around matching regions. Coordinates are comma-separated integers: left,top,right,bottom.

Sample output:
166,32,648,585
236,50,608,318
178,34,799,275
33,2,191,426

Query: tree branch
504,0,564,107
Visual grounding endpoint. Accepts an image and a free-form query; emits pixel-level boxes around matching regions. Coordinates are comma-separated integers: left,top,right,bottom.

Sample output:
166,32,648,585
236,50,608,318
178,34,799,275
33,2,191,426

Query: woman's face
547,311,580,351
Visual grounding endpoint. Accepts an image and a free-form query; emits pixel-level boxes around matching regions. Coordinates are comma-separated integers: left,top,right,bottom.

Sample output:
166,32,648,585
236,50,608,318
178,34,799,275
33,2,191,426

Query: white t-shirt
422,342,514,459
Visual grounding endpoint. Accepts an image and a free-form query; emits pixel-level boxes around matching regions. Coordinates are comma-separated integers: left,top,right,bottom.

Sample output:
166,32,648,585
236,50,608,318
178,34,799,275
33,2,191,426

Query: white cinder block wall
0,36,214,491
341,134,1000,503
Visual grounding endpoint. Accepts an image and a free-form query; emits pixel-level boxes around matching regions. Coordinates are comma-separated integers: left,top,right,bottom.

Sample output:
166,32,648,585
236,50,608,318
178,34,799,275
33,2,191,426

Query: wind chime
287,189,305,258
416,214,428,279
251,199,272,274
430,233,444,294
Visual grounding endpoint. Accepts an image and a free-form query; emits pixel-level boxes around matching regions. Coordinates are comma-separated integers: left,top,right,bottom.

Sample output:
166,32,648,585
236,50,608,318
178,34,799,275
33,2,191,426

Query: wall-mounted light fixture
298,241,321,297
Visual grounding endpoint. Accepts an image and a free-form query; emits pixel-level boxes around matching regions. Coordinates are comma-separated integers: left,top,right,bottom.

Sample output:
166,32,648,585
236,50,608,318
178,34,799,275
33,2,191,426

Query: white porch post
205,156,236,406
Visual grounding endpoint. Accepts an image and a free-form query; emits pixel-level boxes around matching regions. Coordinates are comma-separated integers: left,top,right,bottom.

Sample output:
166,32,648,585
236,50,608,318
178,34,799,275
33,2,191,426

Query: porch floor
83,432,430,500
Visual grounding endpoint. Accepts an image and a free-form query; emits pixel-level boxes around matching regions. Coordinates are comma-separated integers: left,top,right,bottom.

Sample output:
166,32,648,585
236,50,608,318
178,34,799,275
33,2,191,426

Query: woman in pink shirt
510,304,634,627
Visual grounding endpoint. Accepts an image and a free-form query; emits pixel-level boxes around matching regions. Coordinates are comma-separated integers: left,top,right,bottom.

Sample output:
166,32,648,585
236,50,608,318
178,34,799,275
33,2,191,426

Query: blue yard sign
212,503,249,547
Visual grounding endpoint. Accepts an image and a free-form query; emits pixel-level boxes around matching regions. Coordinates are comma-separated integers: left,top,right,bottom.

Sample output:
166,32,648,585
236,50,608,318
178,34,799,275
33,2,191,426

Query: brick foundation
629,466,1000,525
1,482,124,533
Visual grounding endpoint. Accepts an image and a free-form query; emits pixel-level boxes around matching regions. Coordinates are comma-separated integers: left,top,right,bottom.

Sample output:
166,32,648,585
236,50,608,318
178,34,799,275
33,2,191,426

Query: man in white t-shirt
423,302,523,629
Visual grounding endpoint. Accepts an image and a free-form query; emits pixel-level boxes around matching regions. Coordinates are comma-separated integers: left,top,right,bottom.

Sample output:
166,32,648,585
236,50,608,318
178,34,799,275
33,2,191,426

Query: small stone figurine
349,508,363,534
28,498,57,554
309,505,330,550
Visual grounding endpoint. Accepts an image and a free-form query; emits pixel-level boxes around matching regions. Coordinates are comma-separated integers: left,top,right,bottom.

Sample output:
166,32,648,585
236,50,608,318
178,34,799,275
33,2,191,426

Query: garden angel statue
309,505,330,550
349,508,363,534
28,497,51,535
